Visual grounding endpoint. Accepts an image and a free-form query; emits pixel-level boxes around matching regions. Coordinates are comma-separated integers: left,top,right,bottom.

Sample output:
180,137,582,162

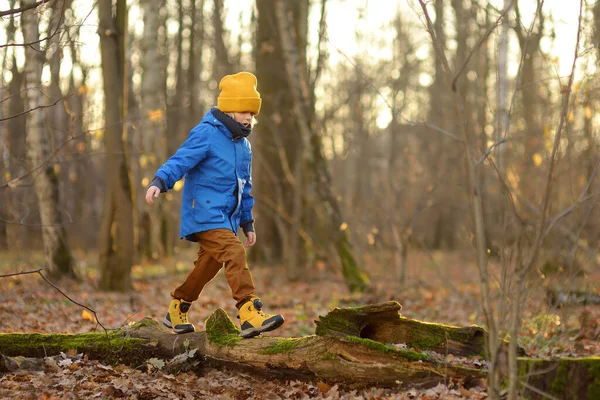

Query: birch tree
22,0,74,278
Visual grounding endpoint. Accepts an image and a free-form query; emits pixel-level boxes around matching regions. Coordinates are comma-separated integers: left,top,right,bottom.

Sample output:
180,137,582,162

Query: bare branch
321,33,462,142
452,1,514,90
0,0,52,18
524,0,582,272
0,269,108,335
311,0,327,99
474,139,508,166
0,0,66,49
0,130,84,191
543,158,600,238
0,269,43,278
0,95,66,122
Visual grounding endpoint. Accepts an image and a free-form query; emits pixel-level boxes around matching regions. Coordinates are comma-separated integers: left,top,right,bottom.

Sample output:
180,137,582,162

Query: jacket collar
201,109,233,139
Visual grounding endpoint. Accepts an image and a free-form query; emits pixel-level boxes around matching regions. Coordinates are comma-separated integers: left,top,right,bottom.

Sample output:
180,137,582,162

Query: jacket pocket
193,197,225,224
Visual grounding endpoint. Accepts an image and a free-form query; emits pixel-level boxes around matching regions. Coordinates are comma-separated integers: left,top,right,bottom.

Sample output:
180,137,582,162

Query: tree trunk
271,0,369,292
254,0,303,265
188,0,205,129
22,0,74,278
212,0,234,89
496,0,511,172
140,0,168,260
1,2,25,250
97,0,134,291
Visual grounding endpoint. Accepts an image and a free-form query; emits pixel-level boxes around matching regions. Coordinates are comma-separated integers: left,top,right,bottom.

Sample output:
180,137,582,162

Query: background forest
1,0,599,399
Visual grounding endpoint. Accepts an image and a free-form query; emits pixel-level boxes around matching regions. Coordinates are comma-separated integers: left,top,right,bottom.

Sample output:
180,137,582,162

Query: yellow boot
163,299,195,334
238,298,284,338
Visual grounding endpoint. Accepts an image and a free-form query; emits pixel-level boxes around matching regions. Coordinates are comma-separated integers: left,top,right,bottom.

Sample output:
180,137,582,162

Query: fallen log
518,357,600,400
546,288,600,308
0,302,485,387
315,302,487,357
0,301,597,396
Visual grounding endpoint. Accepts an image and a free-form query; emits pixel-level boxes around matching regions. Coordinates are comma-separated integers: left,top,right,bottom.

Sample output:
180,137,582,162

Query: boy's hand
244,232,256,248
145,186,161,205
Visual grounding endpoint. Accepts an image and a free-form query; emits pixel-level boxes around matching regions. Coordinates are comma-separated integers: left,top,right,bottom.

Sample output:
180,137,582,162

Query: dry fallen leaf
316,381,332,393
81,310,95,322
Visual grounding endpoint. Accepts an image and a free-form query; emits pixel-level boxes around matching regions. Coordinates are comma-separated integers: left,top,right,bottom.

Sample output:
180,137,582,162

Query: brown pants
171,228,255,308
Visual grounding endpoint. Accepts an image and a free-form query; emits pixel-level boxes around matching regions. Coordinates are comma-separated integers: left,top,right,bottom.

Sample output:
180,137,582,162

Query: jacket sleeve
240,158,255,229
154,125,210,190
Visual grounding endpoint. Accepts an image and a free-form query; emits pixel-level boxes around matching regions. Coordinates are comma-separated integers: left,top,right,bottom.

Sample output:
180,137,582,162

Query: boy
145,72,284,338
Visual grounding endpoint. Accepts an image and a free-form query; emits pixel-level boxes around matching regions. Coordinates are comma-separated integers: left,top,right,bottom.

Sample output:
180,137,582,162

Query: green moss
551,362,568,394
345,336,428,361
315,303,401,337
262,338,308,355
320,353,338,361
0,331,146,364
205,308,242,347
585,357,600,399
408,335,444,349
315,313,359,337
129,318,160,329
401,318,487,357
519,357,600,399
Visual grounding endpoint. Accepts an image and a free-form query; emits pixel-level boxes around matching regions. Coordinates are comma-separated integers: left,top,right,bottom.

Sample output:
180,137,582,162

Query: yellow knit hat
217,72,262,116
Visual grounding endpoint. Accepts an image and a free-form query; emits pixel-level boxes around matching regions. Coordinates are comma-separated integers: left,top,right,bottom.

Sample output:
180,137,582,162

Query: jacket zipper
230,137,239,231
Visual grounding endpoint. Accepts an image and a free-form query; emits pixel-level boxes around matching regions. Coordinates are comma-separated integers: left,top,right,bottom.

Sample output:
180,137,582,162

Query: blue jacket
154,110,254,241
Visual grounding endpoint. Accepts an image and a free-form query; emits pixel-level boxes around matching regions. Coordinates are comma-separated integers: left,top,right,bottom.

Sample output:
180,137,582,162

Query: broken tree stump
315,301,487,357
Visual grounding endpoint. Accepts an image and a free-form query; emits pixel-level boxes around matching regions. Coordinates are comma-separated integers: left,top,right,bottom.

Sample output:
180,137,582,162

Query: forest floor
0,247,598,399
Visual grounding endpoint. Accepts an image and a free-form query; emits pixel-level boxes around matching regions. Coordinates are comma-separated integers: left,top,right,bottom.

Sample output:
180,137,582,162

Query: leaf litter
0,249,598,398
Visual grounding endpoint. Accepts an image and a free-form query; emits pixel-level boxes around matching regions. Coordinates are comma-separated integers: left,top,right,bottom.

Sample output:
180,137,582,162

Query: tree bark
97,0,134,291
139,0,168,260
212,0,234,91
0,302,486,388
1,301,592,397
272,0,369,292
22,0,74,278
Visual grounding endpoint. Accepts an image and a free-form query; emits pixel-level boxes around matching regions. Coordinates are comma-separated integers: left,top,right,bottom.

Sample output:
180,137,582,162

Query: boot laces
178,302,191,323
253,299,268,317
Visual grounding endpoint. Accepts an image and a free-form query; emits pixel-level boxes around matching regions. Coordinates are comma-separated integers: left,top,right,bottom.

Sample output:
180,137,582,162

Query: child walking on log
145,72,284,337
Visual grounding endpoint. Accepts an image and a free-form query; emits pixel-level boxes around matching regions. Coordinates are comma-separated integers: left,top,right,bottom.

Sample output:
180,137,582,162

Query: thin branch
518,380,560,400
311,0,327,98
0,269,108,336
0,269,43,278
0,0,52,17
543,158,600,238
524,0,583,272
0,95,66,122
0,0,65,49
0,130,84,190
474,138,508,166
452,1,514,91
504,0,544,142
321,33,462,142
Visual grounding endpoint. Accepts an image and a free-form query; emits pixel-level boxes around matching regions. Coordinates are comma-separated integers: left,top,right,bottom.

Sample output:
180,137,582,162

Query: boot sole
162,317,195,334
240,315,285,338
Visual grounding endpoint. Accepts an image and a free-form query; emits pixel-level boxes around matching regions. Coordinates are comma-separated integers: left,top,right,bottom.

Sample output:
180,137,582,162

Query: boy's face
233,112,254,127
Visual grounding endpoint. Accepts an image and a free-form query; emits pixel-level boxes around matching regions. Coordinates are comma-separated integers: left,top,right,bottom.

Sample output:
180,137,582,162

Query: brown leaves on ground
0,248,598,399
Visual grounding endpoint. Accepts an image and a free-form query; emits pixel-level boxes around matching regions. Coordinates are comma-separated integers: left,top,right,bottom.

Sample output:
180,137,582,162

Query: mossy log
203,308,484,387
518,357,600,400
1,301,596,394
315,301,487,357
0,319,203,365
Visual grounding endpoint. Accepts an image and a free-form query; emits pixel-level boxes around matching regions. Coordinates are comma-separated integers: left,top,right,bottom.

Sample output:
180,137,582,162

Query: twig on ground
0,268,111,345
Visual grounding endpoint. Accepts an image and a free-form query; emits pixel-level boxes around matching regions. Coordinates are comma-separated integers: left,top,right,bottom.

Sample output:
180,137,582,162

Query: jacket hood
201,109,233,139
